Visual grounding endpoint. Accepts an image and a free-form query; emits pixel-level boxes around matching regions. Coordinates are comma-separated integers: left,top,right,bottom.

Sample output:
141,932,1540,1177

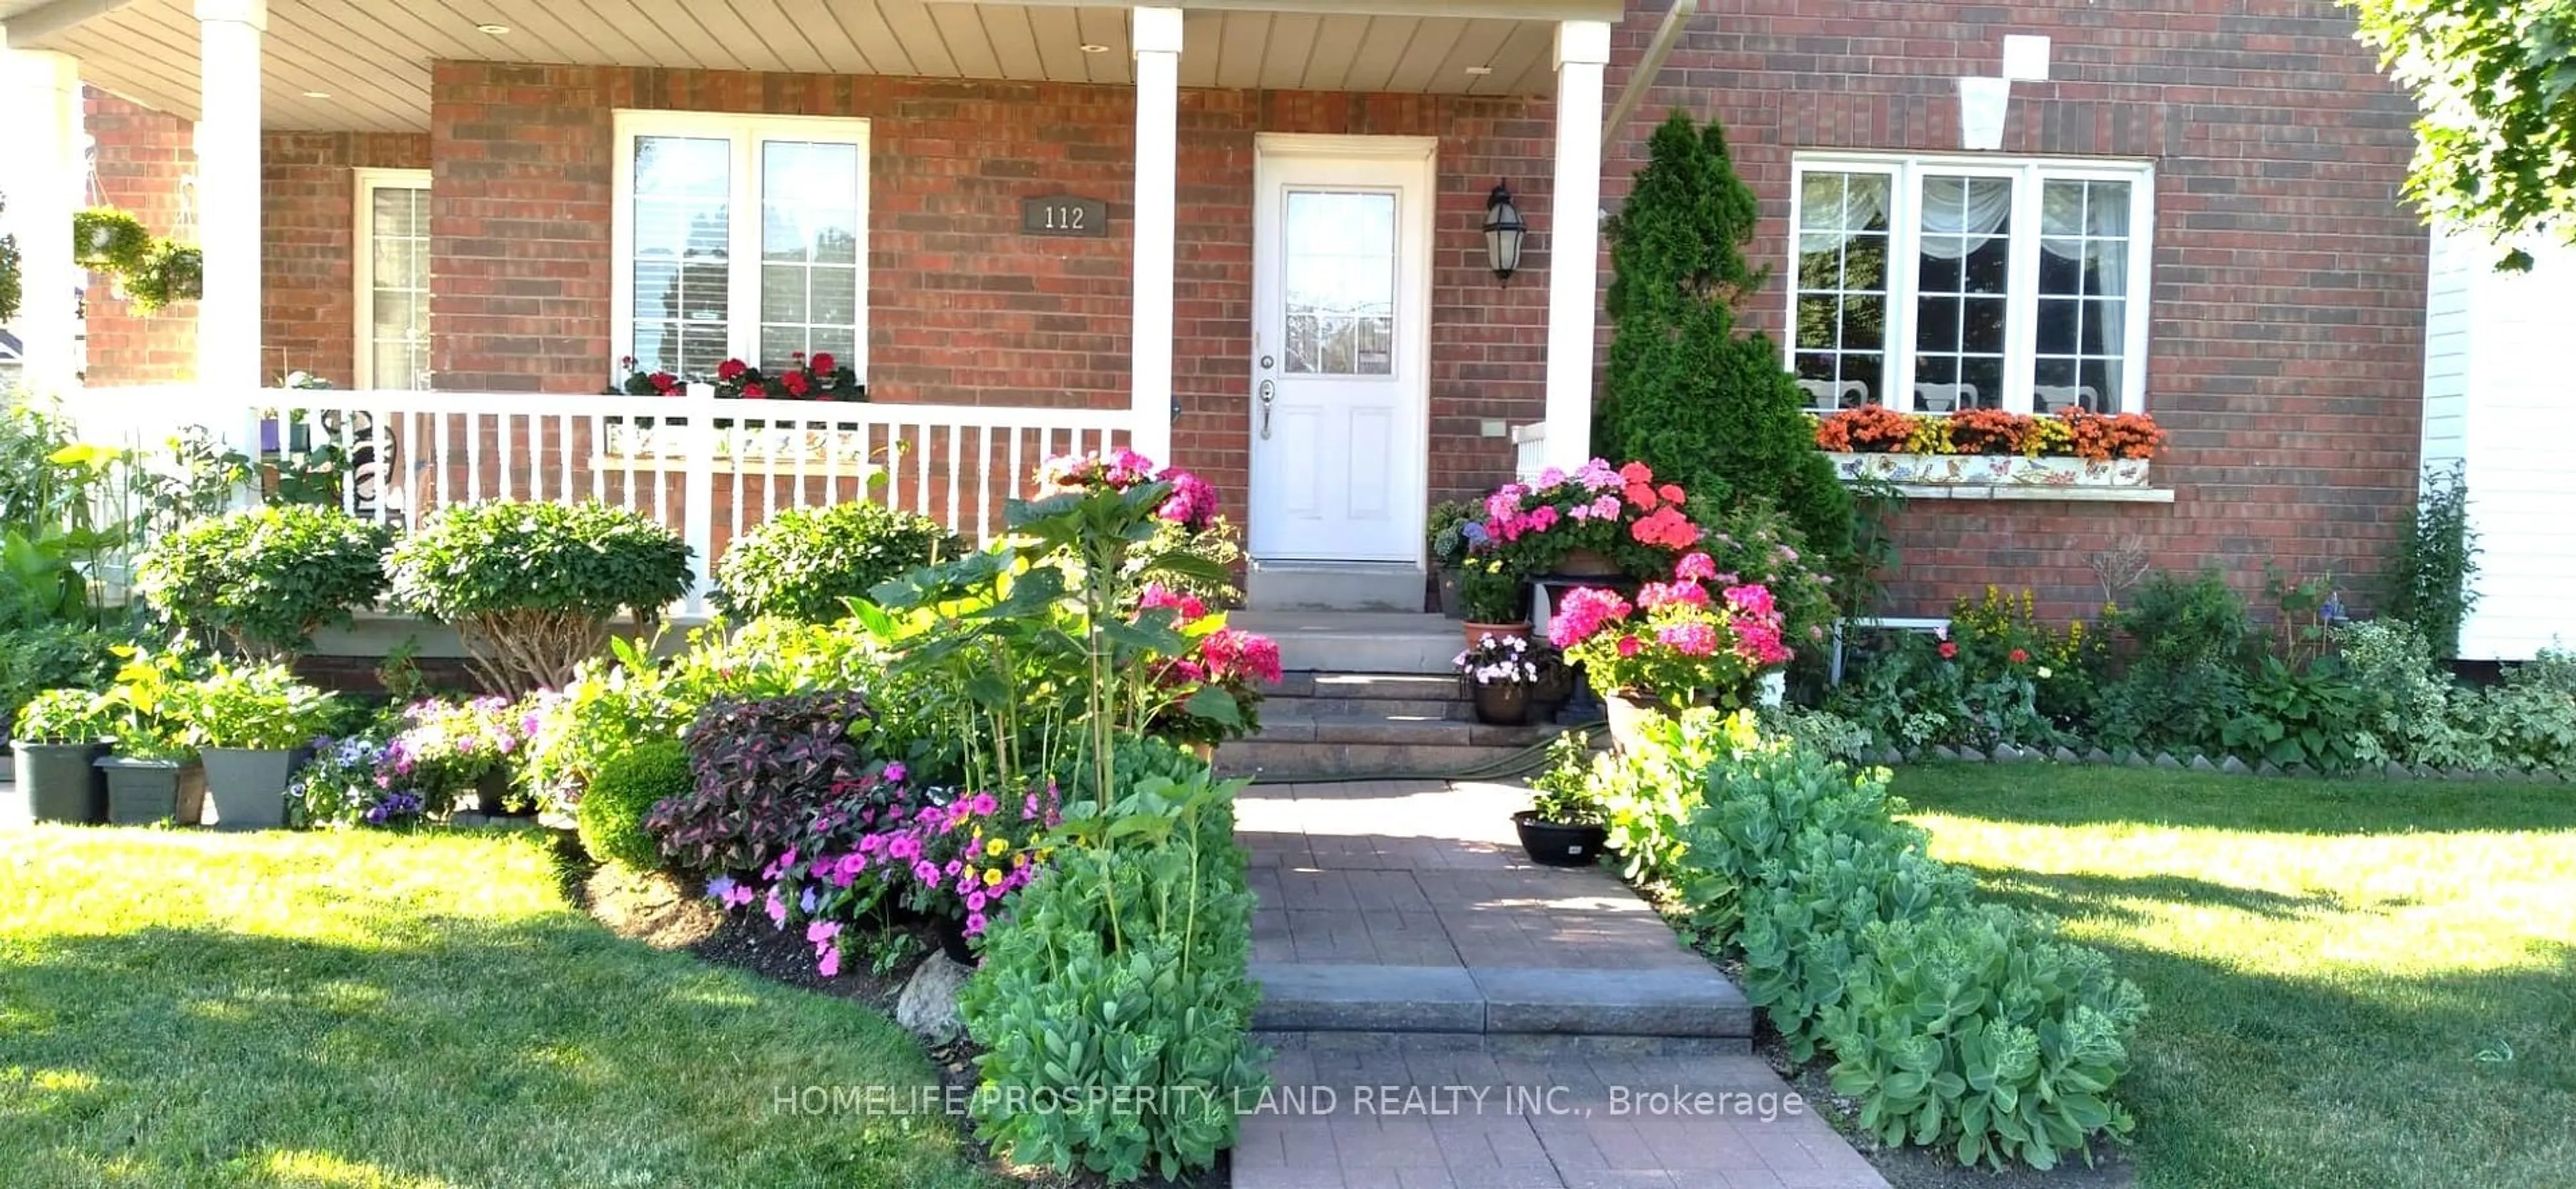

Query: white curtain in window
2040,183,2131,362
1797,174,1890,254
1917,176,2014,260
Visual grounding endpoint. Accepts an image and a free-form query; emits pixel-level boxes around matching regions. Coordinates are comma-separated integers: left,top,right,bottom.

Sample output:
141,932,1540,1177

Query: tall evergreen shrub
1597,113,1851,562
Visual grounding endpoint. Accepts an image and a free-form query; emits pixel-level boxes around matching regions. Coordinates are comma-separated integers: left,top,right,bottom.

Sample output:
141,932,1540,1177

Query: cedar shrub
1597,112,1853,564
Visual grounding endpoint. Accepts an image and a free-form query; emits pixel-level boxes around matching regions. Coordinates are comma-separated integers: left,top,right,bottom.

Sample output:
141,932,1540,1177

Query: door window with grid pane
356,170,431,389
1788,156,2151,415
614,113,868,383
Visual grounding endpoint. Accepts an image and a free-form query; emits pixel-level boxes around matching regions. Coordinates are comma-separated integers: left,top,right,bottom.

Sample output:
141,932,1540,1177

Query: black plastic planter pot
97,756,207,826
201,747,297,829
13,742,109,823
1512,811,1609,868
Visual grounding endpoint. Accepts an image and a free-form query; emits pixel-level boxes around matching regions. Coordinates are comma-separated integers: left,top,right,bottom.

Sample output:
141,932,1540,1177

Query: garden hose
1242,717,1605,785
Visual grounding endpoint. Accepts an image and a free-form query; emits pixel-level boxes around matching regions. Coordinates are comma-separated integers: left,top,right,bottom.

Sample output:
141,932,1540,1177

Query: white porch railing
70,384,1134,615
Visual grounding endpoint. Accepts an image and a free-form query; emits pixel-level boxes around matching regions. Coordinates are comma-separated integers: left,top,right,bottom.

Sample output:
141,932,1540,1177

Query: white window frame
610,109,871,384
353,166,433,390
1786,152,2155,415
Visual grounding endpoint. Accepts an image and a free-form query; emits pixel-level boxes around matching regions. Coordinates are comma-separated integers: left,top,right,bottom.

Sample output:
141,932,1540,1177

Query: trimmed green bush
1596,112,1852,562
386,500,692,692
580,738,692,871
137,505,392,658
714,503,954,624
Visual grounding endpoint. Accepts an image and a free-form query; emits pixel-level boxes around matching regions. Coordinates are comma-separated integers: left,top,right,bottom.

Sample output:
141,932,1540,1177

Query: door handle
1258,379,1276,439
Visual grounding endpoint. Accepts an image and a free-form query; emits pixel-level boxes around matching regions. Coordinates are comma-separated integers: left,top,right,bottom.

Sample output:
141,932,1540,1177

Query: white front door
1248,136,1435,563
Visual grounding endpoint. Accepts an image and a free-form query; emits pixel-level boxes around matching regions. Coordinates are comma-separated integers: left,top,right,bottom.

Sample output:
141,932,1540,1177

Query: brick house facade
58,0,2426,622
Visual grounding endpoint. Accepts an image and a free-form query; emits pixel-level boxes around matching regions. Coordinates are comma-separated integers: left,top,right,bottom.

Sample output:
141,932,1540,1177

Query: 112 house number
1022,196,1108,238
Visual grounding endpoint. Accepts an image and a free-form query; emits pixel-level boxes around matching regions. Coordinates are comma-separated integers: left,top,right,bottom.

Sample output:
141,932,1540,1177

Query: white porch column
194,0,265,388
0,41,84,396
1542,19,1611,471
1128,5,1181,466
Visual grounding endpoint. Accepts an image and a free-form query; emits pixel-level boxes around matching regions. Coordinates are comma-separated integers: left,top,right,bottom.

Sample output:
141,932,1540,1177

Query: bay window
1788,154,2152,415
611,111,869,383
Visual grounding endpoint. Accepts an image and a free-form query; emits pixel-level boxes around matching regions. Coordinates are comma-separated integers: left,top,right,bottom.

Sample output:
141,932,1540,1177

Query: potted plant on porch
95,650,210,826
190,663,337,829
1426,499,1477,618
9,687,116,823
1457,558,1529,650
1513,733,1609,867
1455,632,1542,726
1549,552,1794,752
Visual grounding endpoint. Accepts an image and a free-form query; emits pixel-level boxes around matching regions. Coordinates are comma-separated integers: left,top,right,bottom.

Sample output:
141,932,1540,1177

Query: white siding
2436,229,2576,661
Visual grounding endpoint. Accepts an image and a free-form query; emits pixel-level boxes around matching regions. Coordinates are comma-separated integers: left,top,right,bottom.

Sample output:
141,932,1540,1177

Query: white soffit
23,0,1563,133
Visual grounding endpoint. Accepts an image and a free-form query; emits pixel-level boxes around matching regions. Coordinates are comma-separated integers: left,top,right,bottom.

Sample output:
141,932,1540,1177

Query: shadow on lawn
0,919,961,1188
1896,764,2576,835
1954,873,2576,1187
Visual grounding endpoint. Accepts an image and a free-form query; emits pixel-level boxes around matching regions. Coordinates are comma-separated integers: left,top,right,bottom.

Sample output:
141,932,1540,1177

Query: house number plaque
1022,196,1108,238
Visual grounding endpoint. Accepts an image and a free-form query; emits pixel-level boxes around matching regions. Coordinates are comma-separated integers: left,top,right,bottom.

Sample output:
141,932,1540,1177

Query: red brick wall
1613,0,2427,618
264,132,432,384
82,87,196,385
425,62,1554,516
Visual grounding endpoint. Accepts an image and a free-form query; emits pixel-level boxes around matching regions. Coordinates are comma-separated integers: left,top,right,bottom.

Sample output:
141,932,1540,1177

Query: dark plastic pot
14,741,109,823
1470,680,1532,727
200,746,297,829
97,756,207,826
1436,569,1464,619
1512,811,1609,868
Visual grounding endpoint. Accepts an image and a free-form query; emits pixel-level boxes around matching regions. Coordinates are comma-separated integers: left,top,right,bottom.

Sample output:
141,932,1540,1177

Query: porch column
0,42,83,396
194,0,264,389
1128,5,1181,466
1542,19,1611,470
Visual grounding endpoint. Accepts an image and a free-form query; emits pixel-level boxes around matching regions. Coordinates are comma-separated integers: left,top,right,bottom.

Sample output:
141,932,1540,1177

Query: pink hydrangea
1139,583,1210,623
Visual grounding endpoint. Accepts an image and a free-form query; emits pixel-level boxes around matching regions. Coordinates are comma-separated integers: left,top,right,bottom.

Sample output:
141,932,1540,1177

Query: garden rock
2220,756,2251,775
2257,761,2282,777
896,953,973,1043
2052,746,2081,763
1955,745,1987,762
2087,747,2114,764
2189,754,2219,773
2386,761,2414,780
2152,753,2182,770
1932,745,1960,762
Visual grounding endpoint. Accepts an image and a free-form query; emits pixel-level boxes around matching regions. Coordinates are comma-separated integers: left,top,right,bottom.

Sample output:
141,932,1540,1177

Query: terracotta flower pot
1462,621,1532,651
1602,690,1673,754
1470,680,1531,727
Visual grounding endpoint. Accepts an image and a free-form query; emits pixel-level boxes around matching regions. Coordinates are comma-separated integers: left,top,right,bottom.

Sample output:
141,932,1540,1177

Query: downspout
1602,0,1697,149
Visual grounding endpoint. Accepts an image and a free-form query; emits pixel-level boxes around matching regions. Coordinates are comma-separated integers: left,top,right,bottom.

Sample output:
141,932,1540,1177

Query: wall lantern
1483,181,1527,282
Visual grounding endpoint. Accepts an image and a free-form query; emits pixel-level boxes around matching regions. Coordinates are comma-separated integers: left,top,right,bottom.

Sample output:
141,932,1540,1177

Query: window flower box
597,422,883,475
1823,452,2152,488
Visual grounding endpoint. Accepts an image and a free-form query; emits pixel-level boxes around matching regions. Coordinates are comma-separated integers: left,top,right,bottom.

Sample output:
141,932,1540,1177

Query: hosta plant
1823,902,2147,1171
386,500,692,691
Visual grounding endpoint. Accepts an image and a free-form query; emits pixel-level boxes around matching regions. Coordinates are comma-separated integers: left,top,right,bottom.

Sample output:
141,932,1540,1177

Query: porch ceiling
15,0,1587,134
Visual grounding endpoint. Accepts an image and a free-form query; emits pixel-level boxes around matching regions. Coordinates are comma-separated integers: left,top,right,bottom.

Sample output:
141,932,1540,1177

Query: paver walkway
1232,779,1888,1189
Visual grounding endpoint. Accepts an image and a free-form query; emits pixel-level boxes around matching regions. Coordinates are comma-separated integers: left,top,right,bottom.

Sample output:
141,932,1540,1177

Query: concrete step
1245,560,1428,613
1218,739,1545,780
1230,611,1466,676
1250,963,1753,1041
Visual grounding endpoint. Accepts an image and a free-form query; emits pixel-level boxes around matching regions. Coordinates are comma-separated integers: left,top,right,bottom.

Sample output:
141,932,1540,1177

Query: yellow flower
1013,854,1030,869
982,868,1005,887
985,837,1008,858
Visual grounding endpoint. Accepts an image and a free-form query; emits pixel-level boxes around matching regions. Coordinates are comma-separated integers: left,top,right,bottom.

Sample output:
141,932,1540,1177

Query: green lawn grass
0,825,996,1189
1893,765,2576,1189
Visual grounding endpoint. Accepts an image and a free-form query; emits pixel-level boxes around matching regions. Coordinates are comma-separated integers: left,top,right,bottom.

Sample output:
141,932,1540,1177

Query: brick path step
1252,964,1752,1039
1223,671,1578,780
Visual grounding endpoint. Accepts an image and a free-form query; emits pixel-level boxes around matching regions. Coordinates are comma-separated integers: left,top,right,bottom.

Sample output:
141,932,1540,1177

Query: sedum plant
714,502,955,624
138,505,392,659
385,500,692,691
960,758,1269,1184
1823,902,2148,1172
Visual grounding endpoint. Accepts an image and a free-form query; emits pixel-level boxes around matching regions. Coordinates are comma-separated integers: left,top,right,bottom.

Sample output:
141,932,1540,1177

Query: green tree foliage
2347,0,2576,268
1597,113,1852,560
